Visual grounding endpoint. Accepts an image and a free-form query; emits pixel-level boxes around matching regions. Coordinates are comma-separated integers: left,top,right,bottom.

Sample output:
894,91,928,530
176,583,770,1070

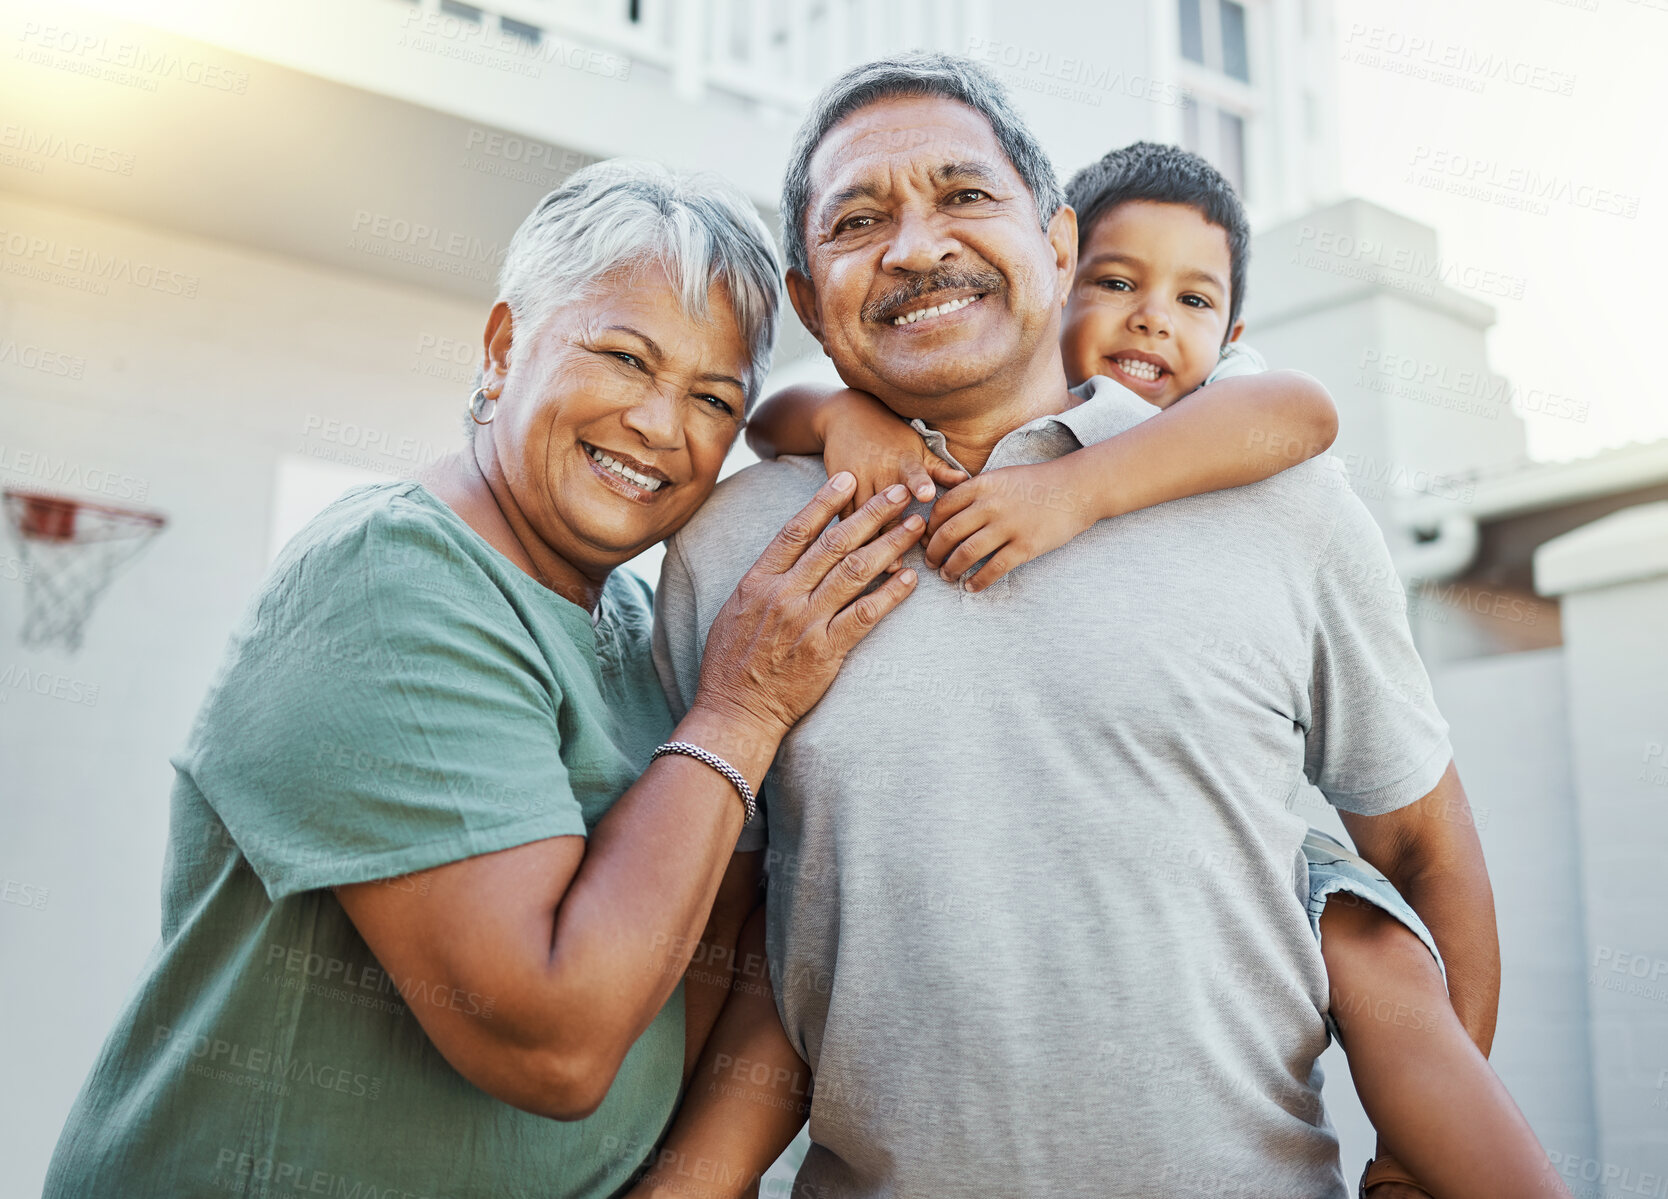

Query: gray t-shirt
653,377,1452,1199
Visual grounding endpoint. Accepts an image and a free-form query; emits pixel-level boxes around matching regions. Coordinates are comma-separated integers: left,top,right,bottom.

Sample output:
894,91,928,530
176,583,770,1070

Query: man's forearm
681,854,764,1082
630,907,810,1199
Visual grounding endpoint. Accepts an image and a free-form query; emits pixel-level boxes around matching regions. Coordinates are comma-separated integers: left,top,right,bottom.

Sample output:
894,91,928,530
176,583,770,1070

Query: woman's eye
610,351,644,369
698,394,736,416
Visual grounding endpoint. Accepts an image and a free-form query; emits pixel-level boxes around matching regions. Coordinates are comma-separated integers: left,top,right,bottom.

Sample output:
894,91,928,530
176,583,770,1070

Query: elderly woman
42,162,923,1198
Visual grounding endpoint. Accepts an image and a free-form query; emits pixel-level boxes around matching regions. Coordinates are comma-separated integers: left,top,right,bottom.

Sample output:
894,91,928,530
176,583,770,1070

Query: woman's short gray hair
781,52,1064,280
495,159,781,405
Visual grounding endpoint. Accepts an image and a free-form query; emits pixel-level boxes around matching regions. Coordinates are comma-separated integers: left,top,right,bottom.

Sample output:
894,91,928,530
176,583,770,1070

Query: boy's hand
923,460,1095,592
819,389,967,517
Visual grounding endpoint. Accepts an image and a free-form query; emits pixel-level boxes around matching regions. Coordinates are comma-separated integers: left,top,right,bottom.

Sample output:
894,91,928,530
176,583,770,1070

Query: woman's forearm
1075,370,1340,523
744,383,843,459
542,705,783,1094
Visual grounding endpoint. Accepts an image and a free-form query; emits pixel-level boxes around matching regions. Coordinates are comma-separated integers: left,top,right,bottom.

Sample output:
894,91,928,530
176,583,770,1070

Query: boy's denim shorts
1302,828,1446,1042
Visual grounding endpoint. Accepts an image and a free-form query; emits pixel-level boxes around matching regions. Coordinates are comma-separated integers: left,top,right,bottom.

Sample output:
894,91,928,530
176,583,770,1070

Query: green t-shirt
44,481,681,1199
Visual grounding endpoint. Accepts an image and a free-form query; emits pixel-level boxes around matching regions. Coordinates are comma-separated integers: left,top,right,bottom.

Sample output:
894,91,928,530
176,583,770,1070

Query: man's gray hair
494,159,781,405
780,52,1064,279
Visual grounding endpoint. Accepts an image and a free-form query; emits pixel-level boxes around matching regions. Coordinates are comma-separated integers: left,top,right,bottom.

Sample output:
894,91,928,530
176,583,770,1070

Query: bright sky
1333,0,1665,461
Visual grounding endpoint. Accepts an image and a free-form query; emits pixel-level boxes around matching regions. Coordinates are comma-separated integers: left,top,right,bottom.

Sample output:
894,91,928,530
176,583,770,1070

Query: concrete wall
1538,505,1668,1191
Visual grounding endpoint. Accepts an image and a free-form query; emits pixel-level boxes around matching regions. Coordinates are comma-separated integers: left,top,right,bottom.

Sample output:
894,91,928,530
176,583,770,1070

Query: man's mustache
862,268,1005,324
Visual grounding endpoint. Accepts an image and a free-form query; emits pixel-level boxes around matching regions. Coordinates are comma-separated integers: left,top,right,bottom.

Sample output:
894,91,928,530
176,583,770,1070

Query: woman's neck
420,441,607,614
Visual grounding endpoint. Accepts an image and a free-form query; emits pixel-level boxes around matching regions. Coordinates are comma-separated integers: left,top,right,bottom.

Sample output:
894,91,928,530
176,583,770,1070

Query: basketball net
3,490,166,652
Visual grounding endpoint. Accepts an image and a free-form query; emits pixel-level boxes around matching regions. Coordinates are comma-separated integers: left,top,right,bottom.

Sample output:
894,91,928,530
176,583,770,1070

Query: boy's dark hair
1064,141,1250,335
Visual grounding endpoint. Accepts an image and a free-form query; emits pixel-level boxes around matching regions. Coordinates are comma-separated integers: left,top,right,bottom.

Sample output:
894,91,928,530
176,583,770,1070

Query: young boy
635,144,1565,1199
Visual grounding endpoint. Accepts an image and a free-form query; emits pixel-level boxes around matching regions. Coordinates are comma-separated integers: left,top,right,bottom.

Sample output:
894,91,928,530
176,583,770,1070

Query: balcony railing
411,0,991,110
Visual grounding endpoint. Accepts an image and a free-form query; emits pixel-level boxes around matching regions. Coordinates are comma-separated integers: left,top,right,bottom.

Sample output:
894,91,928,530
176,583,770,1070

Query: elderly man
644,55,1495,1199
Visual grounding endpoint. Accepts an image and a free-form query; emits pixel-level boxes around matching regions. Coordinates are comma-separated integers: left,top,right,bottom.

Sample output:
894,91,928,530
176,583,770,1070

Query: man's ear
785,269,827,350
1048,204,1079,308
482,300,514,393
1226,319,1246,344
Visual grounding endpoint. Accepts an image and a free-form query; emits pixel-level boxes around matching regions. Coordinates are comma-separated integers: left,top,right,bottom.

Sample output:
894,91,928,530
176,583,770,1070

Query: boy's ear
1048,204,1079,308
785,269,827,350
1226,319,1246,345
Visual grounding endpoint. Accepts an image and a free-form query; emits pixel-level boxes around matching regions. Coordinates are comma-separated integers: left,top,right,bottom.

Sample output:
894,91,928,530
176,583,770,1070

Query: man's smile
888,292,986,326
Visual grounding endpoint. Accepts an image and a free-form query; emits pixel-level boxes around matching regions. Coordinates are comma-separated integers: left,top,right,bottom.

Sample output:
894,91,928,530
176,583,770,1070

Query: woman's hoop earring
469,386,499,425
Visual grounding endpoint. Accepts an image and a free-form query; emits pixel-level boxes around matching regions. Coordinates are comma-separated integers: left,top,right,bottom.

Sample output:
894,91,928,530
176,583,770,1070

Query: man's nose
880,208,957,274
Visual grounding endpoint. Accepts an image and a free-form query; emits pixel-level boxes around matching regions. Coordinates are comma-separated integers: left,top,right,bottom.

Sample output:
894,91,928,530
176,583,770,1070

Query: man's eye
948,189,990,204
835,215,875,235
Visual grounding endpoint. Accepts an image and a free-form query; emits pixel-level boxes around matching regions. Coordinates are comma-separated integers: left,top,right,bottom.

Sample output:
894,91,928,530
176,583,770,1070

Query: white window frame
1162,0,1267,207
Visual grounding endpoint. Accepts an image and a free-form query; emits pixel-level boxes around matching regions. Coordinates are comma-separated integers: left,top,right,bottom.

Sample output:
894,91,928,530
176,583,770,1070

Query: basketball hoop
3,488,167,652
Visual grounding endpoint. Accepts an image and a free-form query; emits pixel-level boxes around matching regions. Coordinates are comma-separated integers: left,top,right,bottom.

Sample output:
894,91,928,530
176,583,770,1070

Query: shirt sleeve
188,503,587,900
1302,490,1454,815
653,535,768,852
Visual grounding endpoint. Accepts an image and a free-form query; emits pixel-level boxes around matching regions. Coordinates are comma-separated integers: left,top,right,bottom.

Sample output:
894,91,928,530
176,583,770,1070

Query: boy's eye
1180,294,1212,309
1097,278,1133,292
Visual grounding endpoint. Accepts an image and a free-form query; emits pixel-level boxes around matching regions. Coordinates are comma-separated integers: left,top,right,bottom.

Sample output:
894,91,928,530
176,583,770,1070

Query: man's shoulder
667,455,828,578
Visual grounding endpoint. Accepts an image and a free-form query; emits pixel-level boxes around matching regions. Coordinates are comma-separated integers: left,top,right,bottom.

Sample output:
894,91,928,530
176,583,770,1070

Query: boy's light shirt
1204,340,1269,384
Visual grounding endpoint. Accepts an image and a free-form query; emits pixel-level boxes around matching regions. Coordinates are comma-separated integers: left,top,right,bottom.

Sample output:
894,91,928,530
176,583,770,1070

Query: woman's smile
582,442,671,503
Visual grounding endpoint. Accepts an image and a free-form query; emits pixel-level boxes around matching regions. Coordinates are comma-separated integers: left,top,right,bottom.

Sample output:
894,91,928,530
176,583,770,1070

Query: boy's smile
1059,200,1244,408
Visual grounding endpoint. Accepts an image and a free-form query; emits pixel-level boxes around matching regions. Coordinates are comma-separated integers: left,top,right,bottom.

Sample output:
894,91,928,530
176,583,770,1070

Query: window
1179,0,1205,64
1179,0,1250,83
1179,97,1246,195
1175,0,1256,198
1220,2,1249,82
